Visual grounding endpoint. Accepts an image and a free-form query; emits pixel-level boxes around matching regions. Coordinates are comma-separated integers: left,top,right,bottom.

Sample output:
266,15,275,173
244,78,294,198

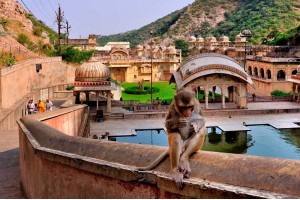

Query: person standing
46,99,53,111
27,100,34,114
37,100,46,113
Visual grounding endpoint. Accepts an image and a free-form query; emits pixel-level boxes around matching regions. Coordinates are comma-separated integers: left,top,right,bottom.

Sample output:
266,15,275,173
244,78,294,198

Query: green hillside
97,0,300,46
98,8,186,47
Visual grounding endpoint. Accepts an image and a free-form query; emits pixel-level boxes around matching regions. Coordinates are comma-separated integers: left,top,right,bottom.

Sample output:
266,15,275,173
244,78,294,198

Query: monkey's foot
170,170,184,189
179,159,191,178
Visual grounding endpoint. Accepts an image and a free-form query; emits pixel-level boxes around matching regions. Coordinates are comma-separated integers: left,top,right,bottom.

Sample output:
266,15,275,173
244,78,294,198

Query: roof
171,53,255,89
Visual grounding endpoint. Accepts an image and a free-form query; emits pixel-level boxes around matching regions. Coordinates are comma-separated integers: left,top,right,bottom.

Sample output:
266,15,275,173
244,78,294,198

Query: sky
19,0,195,39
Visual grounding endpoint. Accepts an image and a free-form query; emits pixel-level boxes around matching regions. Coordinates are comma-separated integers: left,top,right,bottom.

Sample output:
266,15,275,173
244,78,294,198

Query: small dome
235,34,246,42
189,36,196,42
205,35,217,42
219,35,229,42
75,57,110,81
136,44,143,50
197,36,204,42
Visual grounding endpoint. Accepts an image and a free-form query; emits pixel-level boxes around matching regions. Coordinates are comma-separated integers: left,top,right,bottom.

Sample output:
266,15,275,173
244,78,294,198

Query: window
260,68,264,79
267,69,271,79
277,70,286,81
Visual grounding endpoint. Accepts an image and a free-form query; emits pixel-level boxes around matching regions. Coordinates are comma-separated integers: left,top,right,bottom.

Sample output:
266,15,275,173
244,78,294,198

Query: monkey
135,89,206,188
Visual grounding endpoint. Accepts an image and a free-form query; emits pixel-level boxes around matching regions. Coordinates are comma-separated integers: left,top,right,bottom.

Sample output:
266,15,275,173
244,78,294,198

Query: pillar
75,92,80,104
292,83,296,101
95,91,99,110
205,85,209,109
221,85,226,109
106,91,112,113
296,84,299,102
85,92,90,105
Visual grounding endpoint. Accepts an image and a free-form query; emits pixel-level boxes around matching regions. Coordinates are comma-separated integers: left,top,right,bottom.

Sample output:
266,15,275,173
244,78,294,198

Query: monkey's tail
135,150,169,171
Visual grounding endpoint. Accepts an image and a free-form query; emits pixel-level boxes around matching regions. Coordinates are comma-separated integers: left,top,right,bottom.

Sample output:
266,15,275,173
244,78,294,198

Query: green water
111,125,300,160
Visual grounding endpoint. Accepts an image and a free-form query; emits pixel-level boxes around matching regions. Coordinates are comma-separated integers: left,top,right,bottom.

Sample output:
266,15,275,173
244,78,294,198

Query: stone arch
292,69,297,75
267,69,272,79
254,67,258,77
260,68,265,79
277,70,286,81
248,66,252,76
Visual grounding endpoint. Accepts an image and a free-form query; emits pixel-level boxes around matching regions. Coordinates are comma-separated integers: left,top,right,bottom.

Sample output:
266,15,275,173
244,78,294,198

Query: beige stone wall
246,59,296,95
0,57,75,109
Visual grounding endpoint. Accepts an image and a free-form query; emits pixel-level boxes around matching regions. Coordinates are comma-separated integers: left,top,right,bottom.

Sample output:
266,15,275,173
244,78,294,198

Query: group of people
27,99,53,115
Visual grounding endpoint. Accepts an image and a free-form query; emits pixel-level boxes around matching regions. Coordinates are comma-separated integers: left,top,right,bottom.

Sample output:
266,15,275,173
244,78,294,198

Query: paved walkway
0,130,23,198
0,99,67,198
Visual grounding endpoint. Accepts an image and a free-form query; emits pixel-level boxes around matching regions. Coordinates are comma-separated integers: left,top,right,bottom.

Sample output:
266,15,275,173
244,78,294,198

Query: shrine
73,57,116,113
170,53,255,109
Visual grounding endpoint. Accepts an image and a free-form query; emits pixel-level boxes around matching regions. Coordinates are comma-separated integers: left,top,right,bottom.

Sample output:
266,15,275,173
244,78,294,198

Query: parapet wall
17,106,300,198
0,57,75,109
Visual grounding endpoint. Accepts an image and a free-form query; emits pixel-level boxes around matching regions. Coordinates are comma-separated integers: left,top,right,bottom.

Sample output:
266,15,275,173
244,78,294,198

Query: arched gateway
170,53,255,109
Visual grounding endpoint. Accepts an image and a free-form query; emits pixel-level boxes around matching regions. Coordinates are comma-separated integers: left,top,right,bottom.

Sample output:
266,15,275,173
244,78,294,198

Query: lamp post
240,29,252,72
149,31,154,104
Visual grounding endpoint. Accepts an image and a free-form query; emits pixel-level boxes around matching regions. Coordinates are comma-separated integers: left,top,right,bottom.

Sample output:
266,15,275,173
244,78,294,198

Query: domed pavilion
170,53,255,109
73,57,116,113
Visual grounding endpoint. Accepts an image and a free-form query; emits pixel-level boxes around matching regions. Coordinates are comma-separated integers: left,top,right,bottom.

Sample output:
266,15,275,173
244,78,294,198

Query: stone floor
1,101,300,198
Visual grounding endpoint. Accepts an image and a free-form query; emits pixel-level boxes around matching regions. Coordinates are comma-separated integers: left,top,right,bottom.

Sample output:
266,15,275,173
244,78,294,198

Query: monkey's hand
178,117,188,128
190,122,199,133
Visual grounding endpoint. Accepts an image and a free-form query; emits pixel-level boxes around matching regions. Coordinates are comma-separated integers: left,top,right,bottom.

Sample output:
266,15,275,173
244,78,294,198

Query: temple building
188,34,300,96
95,42,181,83
246,56,300,96
73,57,117,113
170,53,254,109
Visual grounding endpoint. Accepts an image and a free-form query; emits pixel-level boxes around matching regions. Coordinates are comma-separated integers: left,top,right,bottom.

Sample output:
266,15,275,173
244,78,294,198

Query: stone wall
0,57,76,109
0,57,76,131
17,110,300,198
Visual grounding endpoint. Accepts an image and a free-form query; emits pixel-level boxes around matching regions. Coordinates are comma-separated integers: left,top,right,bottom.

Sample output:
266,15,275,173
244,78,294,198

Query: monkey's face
179,105,194,117
174,90,195,117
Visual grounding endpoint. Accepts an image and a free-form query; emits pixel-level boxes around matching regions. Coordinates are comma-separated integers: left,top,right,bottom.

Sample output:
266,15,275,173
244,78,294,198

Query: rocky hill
98,0,300,47
0,0,56,65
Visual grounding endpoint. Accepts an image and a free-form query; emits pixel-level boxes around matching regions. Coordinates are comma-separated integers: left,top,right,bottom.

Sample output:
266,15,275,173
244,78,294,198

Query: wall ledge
17,113,300,198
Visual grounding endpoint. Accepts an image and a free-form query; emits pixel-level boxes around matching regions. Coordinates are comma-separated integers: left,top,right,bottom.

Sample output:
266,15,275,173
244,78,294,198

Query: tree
174,39,189,58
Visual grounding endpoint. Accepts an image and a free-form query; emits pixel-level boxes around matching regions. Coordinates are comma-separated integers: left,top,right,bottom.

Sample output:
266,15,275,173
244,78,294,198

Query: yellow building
188,34,300,96
95,42,181,83
246,56,299,96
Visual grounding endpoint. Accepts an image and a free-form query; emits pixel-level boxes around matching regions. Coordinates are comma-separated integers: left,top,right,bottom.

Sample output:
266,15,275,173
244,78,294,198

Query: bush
0,18,9,30
124,86,160,95
33,27,43,37
66,85,74,90
17,33,30,45
57,47,94,64
271,90,291,96
0,53,16,67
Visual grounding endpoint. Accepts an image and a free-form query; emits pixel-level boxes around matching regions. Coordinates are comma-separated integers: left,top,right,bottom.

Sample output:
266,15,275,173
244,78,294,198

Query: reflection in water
111,125,300,160
202,127,250,154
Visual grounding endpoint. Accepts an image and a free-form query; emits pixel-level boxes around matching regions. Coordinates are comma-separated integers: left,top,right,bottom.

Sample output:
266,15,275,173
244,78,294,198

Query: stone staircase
109,113,124,120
